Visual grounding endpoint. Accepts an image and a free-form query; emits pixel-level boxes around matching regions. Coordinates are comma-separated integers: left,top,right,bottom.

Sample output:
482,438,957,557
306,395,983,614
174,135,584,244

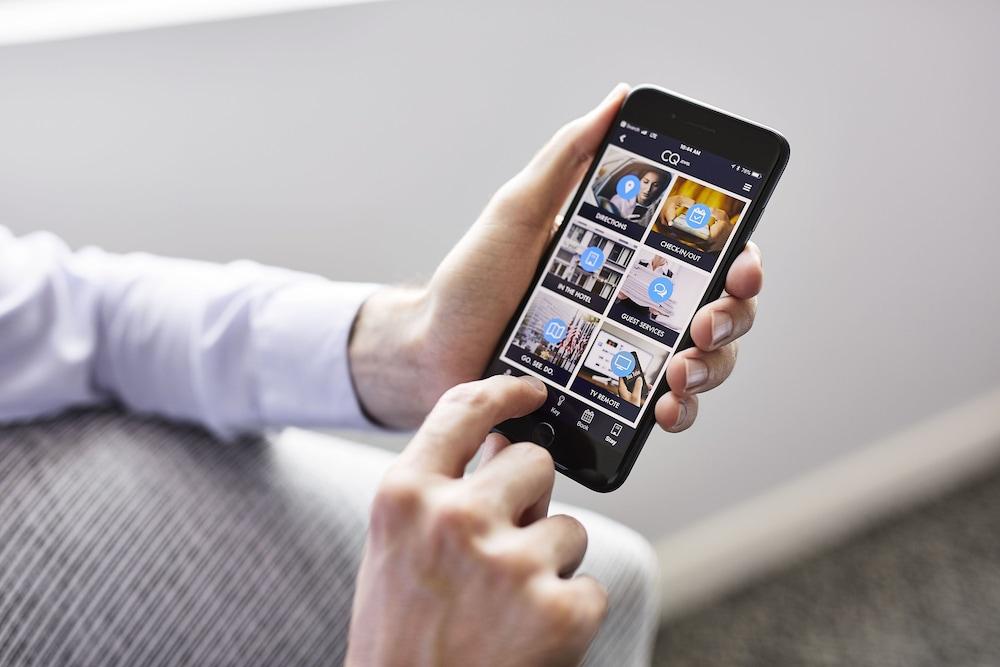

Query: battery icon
751,171,761,178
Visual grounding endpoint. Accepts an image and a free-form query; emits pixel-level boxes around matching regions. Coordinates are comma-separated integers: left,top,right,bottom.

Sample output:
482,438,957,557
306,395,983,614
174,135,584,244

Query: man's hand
345,375,607,667
349,83,764,432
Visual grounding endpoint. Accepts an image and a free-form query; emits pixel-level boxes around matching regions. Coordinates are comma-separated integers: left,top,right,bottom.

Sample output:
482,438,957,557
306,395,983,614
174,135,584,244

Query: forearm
0,226,381,437
347,286,434,430
91,254,381,438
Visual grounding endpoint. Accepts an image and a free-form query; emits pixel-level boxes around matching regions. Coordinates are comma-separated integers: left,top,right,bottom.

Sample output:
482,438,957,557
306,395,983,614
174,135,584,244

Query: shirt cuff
254,280,381,430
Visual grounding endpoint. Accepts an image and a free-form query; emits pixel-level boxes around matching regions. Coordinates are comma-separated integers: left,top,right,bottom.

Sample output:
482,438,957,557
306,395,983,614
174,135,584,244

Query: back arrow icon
619,134,627,143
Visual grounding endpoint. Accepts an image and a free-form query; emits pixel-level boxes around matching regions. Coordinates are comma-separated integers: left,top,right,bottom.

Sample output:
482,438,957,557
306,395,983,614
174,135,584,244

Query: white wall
1,0,998,541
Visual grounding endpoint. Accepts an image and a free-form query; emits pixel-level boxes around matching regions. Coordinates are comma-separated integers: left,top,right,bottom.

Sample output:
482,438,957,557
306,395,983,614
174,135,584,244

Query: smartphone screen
484,86,788,491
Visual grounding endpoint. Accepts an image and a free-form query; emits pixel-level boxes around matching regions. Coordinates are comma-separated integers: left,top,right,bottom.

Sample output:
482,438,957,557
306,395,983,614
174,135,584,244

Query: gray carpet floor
654,461,1000,666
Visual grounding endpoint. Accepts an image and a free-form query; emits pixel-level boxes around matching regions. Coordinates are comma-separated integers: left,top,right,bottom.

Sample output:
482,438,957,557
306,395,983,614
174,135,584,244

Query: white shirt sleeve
0,226,380,438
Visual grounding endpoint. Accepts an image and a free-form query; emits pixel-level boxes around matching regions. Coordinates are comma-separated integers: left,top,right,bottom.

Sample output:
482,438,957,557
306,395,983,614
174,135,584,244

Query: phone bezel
486,85,790,492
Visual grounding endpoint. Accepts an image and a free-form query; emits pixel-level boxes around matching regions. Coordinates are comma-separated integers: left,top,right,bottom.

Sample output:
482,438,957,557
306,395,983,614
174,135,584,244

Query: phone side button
531,422,556,448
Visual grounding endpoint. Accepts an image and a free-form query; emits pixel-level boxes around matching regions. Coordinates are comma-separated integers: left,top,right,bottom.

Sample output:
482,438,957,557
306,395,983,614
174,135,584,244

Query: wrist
348,285,433,429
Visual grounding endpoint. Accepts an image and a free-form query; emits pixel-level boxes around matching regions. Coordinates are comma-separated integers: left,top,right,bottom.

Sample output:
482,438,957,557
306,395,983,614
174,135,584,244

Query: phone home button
531,422,556,448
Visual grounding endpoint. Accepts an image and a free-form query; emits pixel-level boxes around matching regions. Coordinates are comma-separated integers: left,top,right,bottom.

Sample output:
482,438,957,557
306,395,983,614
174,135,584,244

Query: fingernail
710,311,734,347
684,358,709,391
519,375,547,393
673,400,688,428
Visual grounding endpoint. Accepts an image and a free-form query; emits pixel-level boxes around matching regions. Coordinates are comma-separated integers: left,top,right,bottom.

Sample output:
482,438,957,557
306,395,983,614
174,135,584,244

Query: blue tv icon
616,175,641,200
579,246,606,273
686,203,711,229
542,318,568,345
610,351,636,377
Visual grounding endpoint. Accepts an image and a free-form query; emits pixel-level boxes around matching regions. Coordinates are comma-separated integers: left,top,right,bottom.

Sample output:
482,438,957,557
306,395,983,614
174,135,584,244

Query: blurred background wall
1,0,998,544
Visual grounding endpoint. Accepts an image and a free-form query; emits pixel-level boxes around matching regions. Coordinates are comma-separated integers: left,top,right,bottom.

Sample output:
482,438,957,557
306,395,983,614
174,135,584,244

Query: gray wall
1,0,998,540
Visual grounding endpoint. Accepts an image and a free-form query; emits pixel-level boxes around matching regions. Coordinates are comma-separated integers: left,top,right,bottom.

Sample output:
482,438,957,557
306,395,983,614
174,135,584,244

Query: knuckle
584,585,610,626
537,589,577,627
548,124,574,154
537,586,604,640
371,472,423,532
553,120,577,142
488,182,515,213
683,393,699,414
736,303,757,335
488,179,532,221
570,582,608,632
556,515,588,550
713,342,738,372
489,167,561,229
485,548,540,581
428,495,489,546
554,119,588,164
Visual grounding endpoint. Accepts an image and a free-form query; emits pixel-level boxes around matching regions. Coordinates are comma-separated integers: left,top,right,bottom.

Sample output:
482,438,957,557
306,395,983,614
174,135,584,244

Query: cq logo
660,150,682,166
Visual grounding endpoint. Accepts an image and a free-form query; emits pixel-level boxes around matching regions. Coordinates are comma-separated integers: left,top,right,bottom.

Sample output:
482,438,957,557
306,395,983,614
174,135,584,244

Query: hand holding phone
348,84,771,490
483,85,789,491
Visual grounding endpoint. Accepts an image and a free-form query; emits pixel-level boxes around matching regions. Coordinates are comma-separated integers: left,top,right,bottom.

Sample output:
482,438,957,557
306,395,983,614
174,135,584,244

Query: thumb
494,83,630,228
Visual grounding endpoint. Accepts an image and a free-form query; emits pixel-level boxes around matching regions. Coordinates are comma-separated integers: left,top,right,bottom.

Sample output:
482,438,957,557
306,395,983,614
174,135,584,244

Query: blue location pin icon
616,175,641,200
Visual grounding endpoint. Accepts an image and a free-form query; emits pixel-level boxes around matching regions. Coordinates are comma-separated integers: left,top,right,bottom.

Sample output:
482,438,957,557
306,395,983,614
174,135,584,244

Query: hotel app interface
485,118,765,461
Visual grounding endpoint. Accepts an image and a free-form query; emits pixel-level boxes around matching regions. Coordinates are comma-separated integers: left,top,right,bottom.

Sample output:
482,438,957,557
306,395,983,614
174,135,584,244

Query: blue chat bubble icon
647,276,674,303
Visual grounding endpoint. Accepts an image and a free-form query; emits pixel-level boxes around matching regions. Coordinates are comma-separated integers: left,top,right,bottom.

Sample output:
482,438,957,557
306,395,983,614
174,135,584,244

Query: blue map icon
542,318,568,345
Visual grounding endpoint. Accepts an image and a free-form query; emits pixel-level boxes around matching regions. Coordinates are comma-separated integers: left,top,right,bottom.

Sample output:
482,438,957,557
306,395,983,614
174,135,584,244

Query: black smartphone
483,85,789,492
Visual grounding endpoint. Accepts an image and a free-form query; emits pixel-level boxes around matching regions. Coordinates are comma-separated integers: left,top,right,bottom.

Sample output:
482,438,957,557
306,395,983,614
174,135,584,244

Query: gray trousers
0,410,658,666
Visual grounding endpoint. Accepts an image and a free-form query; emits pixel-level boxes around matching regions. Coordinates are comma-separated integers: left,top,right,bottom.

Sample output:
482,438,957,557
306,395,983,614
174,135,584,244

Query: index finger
400,375,548,477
